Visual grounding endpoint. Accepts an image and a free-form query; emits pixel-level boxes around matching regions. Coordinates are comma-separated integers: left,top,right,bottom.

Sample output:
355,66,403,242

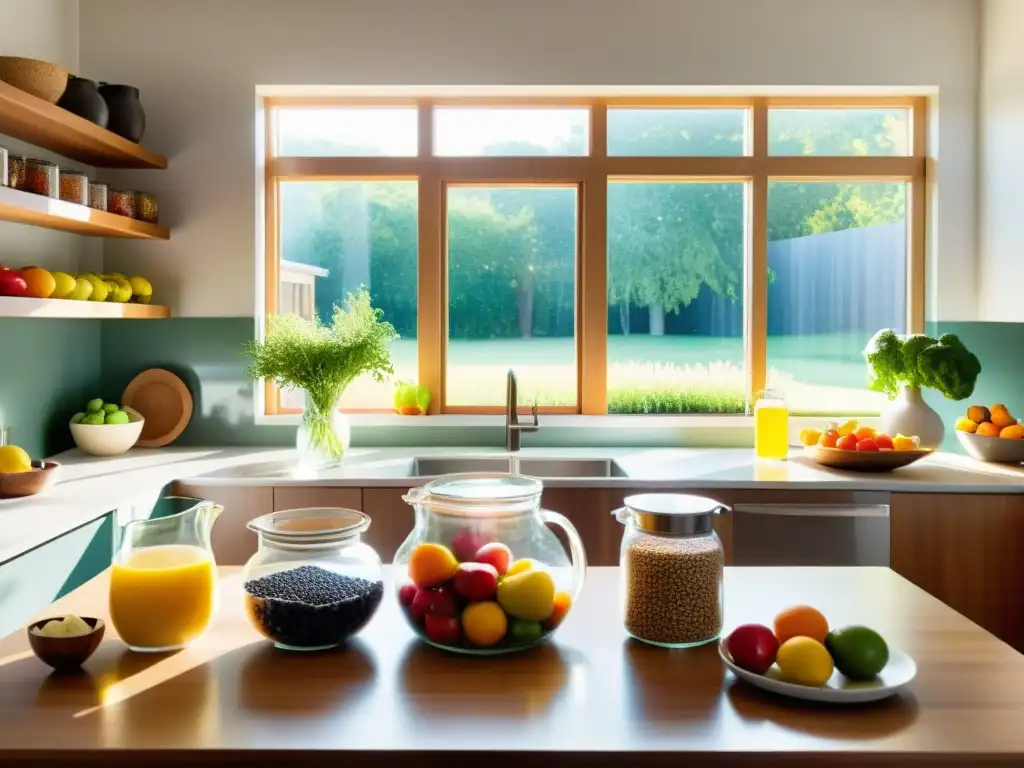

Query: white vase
879,386,945,449
296,392,351,470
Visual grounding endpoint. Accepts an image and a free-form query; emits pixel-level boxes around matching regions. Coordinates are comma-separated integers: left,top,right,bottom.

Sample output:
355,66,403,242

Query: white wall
978,0,1024,323
0,0,94,275
80,0,979,321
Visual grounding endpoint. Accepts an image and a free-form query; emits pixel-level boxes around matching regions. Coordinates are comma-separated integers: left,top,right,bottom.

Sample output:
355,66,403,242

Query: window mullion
747,100,769,411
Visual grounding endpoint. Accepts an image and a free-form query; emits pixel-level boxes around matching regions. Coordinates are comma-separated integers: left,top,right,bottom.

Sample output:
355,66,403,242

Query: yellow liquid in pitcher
754,402,790,460
110,544,216,651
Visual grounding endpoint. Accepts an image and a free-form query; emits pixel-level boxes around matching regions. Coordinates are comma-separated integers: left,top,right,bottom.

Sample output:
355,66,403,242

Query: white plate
719,639,916,704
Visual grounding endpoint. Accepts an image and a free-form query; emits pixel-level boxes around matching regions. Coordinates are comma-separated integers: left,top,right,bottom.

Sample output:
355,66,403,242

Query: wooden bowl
27,617,105,671
0,460,60,498
0,56,69,103
804,445,932,471
957,430,1024,464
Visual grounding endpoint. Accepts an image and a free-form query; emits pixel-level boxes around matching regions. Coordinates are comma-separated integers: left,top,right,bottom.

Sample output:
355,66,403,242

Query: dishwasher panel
732,504,890,566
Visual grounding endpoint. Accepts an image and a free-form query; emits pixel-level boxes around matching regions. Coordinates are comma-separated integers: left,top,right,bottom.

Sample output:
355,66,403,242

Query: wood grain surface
1,567,1023,766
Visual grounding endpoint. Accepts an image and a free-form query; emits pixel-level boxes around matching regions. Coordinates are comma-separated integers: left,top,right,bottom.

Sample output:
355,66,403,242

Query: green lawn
332,333,886,414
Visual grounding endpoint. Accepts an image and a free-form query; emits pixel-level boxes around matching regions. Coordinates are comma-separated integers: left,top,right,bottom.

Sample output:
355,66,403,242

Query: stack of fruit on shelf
726,605,890,687
955,404,1022,440
0,264,153,303
799,420,920,452
398,533,573,652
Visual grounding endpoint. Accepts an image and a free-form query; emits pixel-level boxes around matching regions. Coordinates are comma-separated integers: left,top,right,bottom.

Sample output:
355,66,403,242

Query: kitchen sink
411,457,627,478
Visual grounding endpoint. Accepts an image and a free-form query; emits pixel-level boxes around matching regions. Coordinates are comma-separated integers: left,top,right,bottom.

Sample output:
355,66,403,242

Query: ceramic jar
100,84,146,142
57,76,109,127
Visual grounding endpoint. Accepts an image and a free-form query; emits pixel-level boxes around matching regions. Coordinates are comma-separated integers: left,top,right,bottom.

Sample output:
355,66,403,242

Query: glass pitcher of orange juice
110,496,222,652
754,389,790,460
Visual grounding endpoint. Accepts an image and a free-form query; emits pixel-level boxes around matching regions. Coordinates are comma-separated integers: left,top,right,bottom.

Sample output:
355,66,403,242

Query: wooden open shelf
0,83,167,169
0,296,170,319
0,186,169,239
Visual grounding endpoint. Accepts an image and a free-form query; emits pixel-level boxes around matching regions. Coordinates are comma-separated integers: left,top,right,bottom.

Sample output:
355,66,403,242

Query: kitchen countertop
1,445,1023,565
2,565,1024,765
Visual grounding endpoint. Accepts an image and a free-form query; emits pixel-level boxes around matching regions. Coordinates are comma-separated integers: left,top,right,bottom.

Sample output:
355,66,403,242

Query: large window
263,97,926,416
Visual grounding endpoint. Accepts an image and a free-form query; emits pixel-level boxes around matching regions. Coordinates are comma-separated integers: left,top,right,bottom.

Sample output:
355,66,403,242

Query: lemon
51,271,77,299
128,276,153,302
775,636,834,687
67,277,93,301
0,444,33,474
837,419,859,437
798,428,823,446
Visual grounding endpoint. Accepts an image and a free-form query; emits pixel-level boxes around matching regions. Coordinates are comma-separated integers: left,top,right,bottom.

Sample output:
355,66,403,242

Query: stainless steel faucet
505,369,539,451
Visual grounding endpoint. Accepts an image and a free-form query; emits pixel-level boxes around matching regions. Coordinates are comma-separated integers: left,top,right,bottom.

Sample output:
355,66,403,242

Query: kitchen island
1,566,1023,765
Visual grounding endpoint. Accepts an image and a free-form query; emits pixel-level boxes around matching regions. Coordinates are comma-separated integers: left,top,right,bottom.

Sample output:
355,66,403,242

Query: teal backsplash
0,319,101,458
923,321,1024,452
7,317,1021,456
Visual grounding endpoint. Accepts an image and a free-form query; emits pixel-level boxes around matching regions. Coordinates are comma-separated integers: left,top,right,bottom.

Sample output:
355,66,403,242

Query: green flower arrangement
243,289,397,462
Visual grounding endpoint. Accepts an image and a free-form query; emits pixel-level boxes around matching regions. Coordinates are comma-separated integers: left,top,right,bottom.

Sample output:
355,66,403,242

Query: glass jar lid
405,472,543,517
248,507,370,546
615,493,729,535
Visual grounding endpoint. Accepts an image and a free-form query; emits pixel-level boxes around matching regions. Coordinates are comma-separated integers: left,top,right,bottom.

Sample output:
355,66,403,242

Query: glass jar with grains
613,493,728,648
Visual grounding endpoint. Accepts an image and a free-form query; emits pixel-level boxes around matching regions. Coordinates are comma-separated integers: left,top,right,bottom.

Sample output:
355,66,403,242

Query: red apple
474,542,512,575
398,583,417,607
410,588,433,622
453,562,499,601
451,529,489,563
424,614,461,645
726,623,779,674
427,584,459,617
0,271,27,297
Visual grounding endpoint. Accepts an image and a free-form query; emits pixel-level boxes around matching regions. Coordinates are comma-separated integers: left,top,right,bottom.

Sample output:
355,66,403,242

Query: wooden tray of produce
804,445,932,472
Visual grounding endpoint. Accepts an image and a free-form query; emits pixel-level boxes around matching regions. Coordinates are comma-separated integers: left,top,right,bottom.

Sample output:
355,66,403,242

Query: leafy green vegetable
864,329,981,401
243,289,397,457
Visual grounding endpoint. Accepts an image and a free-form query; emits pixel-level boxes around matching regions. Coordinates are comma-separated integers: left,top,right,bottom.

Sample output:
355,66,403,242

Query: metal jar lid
614,493,729,535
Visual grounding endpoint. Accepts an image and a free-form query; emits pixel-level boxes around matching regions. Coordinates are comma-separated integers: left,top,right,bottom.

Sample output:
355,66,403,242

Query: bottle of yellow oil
754,389,789,460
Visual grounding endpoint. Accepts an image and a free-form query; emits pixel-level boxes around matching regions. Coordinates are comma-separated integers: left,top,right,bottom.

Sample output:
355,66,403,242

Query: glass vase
296,392,350,470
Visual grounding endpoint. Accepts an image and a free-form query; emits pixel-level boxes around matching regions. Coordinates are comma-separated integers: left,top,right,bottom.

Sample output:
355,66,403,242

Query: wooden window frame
262,95,927,417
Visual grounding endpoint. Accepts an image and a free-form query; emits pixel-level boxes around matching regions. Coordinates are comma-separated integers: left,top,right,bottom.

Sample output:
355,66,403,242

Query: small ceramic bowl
0,460,60,498
27,617,105,671
957,430,1024,464
69,408,145,456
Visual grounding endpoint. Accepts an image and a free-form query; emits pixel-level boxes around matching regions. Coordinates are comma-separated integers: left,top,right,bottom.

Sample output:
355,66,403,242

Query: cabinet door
0,513,113,639
362,489,415,561
174,484,275,566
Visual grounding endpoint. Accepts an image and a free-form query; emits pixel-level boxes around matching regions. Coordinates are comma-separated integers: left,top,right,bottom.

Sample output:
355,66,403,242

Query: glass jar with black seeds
241,507,384,651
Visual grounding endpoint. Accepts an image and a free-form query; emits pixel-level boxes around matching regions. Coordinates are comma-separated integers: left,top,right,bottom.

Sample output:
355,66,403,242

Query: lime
102,403,119,414
70,412,86,424
509,618,543,644
825,626,889,680
105,410,130,425
775,636,834,687
86,398,104,413
81,412,106,426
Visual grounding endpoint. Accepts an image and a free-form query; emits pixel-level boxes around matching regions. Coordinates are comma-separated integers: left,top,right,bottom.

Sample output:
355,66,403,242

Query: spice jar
88,182,107,211
242,508,384,651
107,188,135,218
7,154,25,190
23,159,58,198
613,493,727,648
133,190,158,223
59,169,89,205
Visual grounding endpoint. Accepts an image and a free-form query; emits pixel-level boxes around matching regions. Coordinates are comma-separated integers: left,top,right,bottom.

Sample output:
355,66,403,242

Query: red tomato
835,434,858,451
874,434,894,450
0,270,27,297
856,438,879,451
726,623,779,674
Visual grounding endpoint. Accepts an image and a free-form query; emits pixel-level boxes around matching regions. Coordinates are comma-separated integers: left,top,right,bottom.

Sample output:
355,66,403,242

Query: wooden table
1,566,1024,766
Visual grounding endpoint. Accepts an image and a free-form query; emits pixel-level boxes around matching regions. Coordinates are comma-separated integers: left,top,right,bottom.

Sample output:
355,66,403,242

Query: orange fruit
817,429,840,448
1000,424,1024,440
991,405,1016,429
407,543,458,588
462,601,507,647
543,591,572,631
774,605,829,644
854,426,877,440
967,405,990,424
976,421,1001,438
19,267,56,299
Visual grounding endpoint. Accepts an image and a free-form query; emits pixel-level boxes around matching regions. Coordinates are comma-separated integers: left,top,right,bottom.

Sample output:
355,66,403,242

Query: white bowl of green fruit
69,399,145,456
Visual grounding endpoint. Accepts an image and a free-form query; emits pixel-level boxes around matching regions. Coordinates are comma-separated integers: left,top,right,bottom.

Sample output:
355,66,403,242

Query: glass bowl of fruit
394,473,586,654
69,398,145,456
